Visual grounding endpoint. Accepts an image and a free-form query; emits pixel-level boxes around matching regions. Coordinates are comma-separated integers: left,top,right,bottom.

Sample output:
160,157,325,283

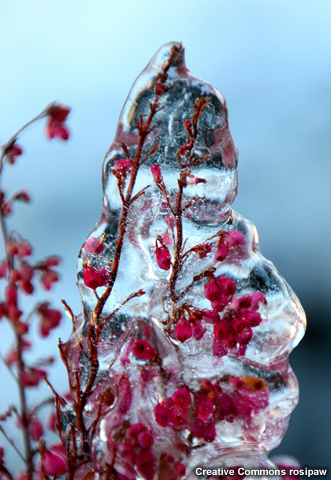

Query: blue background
0,0,330,471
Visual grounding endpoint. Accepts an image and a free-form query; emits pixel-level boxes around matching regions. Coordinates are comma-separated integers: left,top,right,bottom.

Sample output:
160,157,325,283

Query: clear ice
61,42,306,479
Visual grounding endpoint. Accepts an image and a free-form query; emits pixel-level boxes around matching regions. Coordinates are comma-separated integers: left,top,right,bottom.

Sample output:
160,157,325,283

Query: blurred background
0,0,330,472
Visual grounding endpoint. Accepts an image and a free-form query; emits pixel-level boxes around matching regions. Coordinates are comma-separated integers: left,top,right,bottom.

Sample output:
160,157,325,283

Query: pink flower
17,240,32,257
28,417,43,441
195,393,214,421
13,190,30,203
40,269,59,290
155,245,171,270
82,265,109,289
201,309,220,324
151,164,163,184
20,367,46,387
192,320,206,340
136,448,155,480
126,423,147,441
19,261,34,295
187,175,207,185
114,159,132,177
215,230,246,262
133,340,154,360
118,378,132,413
137,431,154,449
189,418,216,442
41,444,67,477
5,143,23,164
37,302,62,337
175,318,192,343
84,236,104,254
154,400,172,427
172,387,191,408
45,255,60,267
45,104,70,140
204,275,236,311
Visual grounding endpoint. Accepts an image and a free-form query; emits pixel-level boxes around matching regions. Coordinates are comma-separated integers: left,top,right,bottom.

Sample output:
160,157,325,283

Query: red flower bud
175,318,192,343
84,236,104,254
5,143,23,164
155,246,171,270
82,265,109,290
151,164,163,184
133,340,154,360
45,104,70,141
42,444,67,477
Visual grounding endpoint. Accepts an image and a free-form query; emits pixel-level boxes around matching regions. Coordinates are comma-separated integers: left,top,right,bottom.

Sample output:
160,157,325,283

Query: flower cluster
175,308,205,343
118,423,156,480
203,276,266,356
154,377,269,443
214,229,246,262
171,276,265,358
82,264,109,290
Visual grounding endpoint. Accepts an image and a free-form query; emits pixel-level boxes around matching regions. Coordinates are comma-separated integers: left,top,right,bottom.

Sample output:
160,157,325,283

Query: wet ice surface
64,42,306,479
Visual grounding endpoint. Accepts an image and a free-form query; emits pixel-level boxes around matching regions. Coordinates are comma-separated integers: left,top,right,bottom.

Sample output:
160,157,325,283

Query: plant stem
0,102,56,180
15,332,34,479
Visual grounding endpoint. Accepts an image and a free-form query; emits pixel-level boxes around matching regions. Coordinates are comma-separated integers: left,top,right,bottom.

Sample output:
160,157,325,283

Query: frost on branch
58,43,306,479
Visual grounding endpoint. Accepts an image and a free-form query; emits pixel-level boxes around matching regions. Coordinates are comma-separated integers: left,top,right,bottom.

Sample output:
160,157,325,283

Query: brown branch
91,42,183,325
178,268,216,298
98,289,145,331
130,185,150,204
0,465,14,480
0,102,56,179
169,95,210,303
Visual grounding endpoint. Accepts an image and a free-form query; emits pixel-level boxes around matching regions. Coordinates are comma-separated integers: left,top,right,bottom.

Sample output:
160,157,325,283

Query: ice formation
60,42,306,480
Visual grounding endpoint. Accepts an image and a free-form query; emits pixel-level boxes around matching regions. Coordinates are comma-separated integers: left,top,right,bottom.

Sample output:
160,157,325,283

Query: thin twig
0,425,26,462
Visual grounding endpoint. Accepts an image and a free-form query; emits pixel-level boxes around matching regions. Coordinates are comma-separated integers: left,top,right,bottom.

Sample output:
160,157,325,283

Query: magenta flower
45,104,70,140
82,265,109,289
215,229,246,262
155,245,171,270
114,158,132,176
20,367,46,387
42,444,67,477
5,143,23,165
133,340,154,360
151,164,163,184
37,302,62,337
84,236,104,254
175,318,192,343
28,417,43,441
204,275,236,311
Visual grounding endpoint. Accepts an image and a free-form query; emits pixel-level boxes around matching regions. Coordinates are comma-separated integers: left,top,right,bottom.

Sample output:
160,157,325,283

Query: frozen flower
84,236,104,254
82,265,109,289
151,164,163,184
204,275,236,311
133,340,154,360
155,245,171,270
41,444,67,477
175,318,192,343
